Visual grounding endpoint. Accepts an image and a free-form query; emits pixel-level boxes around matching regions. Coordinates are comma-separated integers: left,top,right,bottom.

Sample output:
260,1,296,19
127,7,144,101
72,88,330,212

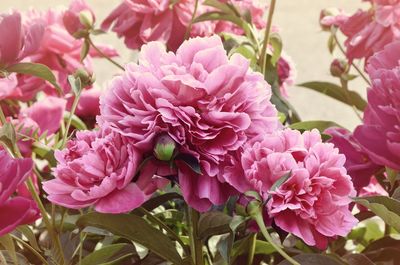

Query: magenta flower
241,129,358,249
0,11,44,68
354,41,400,170
43,126,166,213
277,52,296,98
0,150,39,236
325,127,382,192
100,36,280,211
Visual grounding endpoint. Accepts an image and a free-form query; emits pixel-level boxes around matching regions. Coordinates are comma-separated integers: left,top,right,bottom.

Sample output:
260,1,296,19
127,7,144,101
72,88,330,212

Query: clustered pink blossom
101,0,268,51
241,129,358,249
100,35,280,211
354,41,400,170
0,150,39,236
43,126,167,213
338,0,400,62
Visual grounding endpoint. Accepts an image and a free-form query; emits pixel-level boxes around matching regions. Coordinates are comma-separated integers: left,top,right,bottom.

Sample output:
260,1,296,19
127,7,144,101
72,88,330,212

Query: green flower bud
153,134,176,161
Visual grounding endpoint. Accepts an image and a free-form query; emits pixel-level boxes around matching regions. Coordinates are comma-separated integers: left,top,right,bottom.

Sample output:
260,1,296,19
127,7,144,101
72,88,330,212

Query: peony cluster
240,129,358,249
99,35,280,211
0,150,39,236
354,41,400,170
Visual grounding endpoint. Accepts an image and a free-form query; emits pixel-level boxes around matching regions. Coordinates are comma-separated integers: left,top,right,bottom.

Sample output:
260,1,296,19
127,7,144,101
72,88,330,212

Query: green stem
252,209,300,265
247,233,257,265
184,0,199,40
87,37,124,71
333,34,371,86
0,106,65,264
340,78,362,120
11,235,49,265
259,0,277,75
61,90,81,149
187,207,204,265
138,207,188,254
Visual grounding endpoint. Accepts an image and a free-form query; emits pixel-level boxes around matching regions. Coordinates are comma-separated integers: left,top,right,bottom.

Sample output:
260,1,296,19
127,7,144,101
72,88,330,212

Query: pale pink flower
43,126,166,213
241,129,358,249
357,176,388,211
100,36,280,211
0,150,39,236
325,127,382,192
0,11,44,68
319,8,349,30
354,41,400,170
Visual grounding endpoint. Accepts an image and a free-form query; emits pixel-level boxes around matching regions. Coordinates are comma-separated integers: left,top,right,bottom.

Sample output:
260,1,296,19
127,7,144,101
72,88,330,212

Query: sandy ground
1,0,369,130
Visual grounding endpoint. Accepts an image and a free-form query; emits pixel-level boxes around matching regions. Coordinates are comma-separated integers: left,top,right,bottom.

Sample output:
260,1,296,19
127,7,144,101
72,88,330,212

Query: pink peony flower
277,52,296,98
101,0,214,51
100,36,280,211
43,126,166,213
0,11,44,68
339,0,400,62
319,8,349,30
325,127,382,192
354,41,400,170
63,0,95,36
357,176,388,211
0,150,39,236
241,129,358,249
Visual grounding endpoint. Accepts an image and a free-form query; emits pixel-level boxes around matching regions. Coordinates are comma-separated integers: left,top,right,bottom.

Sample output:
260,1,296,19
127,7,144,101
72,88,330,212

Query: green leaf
6,63,62,95
353,196,400,232
80,243,136,265
80,39,90,62
229,215,248,232
77,213,184,265
63,112,87,131
140,192,183,212
386,167,398,189
0,235,18,265
67,75,82,96
270,33,282,66
231,238,275,262
198,212,232,240
0,122,16,153
203,0,238,15
342,253,374,265
298,81,367,111
278,253,344,265
32,142,57,167
270,171,291,192
392,187,400,201
17,226,40,251
327,34,336,54
289,120,343,132
175,153,202,175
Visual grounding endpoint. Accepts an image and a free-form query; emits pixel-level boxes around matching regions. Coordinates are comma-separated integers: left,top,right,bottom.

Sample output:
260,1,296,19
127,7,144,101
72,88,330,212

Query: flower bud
330,59,348,77
73,68,95,87
63,0,95,37
153,134,176,161
319,8,348,31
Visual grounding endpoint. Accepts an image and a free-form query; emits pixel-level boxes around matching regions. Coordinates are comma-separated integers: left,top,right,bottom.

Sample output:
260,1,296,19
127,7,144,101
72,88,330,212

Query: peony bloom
354,41,400,170
63,0,95,36
0,11,44,68
325,127,382,192
43,126,166,213
100,36,280,211
357,176,388,211
0,150,39,236
241,129,358,249
101,0,214,52
319,8,349,31
338,0,400,62
277,52,296,98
